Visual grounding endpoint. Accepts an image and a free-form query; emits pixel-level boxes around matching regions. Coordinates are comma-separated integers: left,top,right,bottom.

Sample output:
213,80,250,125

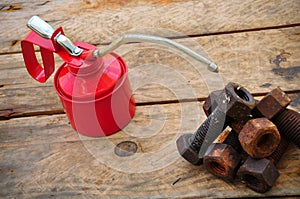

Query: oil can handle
21,31,55,83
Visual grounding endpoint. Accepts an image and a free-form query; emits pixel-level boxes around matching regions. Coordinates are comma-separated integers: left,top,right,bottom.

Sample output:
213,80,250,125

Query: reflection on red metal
21,28,135,137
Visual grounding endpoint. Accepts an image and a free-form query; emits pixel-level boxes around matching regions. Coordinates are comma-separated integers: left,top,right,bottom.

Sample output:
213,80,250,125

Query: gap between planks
1,23,300,56
1,91,299,121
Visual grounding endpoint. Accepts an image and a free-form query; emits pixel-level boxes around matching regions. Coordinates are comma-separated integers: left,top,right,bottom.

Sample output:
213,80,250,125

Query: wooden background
0,0,299,198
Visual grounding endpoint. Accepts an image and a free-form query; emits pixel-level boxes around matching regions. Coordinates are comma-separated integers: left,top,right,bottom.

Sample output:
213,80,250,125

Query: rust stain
211,148,223,156
1,4,22,12
272,66,300,80
10,40,19,46
270,50,299,80
270,49,291,68
216,129,230,143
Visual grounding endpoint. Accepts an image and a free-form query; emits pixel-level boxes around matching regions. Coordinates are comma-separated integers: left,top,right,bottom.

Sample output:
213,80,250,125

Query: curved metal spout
93,34,218,72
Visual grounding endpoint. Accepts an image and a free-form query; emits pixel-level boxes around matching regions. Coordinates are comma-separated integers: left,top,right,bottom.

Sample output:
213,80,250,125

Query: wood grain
0,103,299,198
1,1,300,198
0,0,299,53
0,102,203,146
1,27,299,118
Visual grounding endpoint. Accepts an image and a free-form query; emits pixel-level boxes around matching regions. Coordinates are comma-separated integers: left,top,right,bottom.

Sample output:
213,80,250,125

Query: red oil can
21,16,135,137
21,16,218,137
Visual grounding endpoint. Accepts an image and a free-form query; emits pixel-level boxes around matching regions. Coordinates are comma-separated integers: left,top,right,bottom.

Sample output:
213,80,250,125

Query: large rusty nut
239,118,281,158
204,143,241,181
237,157,279,193
203,89,223,116
254,87,291,119
176,134,203,165
217,82,255,120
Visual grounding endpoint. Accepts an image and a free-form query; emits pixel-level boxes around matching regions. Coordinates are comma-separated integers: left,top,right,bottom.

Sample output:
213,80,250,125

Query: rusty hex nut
203,89,223,116
253,87,291,119
239,118,281,158
216,82,255,120
237,157,279,193
204,143,241,181
176,134,203,165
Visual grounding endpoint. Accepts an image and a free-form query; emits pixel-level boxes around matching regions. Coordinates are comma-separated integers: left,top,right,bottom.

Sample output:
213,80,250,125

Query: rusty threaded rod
268,135,290,165
272,108,300,148
190,108,228,153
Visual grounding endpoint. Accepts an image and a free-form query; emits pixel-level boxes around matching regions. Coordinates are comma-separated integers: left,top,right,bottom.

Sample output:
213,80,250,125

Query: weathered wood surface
1,103,299,198
1,27,299,118
1,0,300,198
0,0,300,53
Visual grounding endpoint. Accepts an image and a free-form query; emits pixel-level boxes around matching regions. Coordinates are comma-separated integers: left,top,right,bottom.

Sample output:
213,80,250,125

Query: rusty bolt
204,83,256,120
239,118,281,158
204,130,242,181
217,82,256,120
177,82,255,165
237,137,289,193
176,134,201,165
203,89,222,116
253,88,299,148
230,116,253,134
203,89,255,134
273,108,300,148
253,87,291,119
229,99,259,133
177,109,227,165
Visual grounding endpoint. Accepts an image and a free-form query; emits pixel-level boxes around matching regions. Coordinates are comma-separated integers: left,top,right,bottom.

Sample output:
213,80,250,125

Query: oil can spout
93,34,218,72
27,16,218,72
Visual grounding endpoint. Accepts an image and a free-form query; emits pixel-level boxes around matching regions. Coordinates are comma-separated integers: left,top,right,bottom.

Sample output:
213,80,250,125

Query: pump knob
27,16,83,56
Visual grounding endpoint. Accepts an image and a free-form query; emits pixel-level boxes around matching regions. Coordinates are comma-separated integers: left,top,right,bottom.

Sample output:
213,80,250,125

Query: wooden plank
1,27,299,118
0,102,203,146
1,101,299,146
0,103,299,198
0,0,299,53
1,139,299,198
1,1,299,198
